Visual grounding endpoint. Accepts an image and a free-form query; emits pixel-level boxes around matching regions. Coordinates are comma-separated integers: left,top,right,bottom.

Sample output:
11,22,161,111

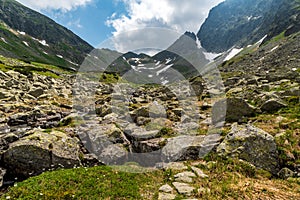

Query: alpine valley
0,0,299,199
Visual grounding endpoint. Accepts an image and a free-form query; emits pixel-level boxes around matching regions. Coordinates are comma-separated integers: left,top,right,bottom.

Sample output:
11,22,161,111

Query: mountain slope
0,0,93,69
197,0,300,53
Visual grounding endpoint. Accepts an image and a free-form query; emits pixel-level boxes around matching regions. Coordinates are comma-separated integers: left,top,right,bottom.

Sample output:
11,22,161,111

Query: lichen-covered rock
2,130,81,177
217,123,279,174
261,98,287,113
162,134,222,162
212,98,255,123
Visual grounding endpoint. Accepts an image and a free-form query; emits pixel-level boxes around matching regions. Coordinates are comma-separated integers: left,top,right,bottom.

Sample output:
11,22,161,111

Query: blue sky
16,0,224,53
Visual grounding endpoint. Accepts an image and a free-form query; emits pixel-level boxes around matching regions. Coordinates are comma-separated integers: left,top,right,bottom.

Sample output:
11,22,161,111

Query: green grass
1,165,163,200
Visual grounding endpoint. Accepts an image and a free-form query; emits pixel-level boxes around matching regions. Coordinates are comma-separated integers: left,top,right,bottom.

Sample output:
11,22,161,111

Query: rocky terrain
0,31,299,195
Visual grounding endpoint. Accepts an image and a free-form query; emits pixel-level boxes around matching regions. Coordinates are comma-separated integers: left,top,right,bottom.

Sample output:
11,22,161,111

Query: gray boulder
261,98,287,113
217,124,279,174
2,130,81,177
162,134,222,162
212,98,255,123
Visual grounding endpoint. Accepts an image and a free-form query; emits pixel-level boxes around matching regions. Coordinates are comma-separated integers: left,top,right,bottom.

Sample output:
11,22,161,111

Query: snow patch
39,40,49,46
148,74,153,78
292,68,297,71
18,31,26,35
156,64,174,76
203,51,222,61
22,41,29,46
161,80,169,85
43,51,48,55
165,58,172,65
1,37,7,43
56,55,63,59
224,48,243,61
269,45,279,53
256,35,268,45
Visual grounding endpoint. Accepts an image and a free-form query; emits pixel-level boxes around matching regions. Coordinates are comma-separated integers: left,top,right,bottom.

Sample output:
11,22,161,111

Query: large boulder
162,134,222,162
2,130,81,177
260,98,287,113
212,98,255,123
217,124,279,174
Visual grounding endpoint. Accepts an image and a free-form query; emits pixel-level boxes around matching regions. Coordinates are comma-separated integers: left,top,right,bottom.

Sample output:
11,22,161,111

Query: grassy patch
1,165,163,200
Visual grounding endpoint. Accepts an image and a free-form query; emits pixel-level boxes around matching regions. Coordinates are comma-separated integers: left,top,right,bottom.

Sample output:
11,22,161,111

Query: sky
16,0,224,54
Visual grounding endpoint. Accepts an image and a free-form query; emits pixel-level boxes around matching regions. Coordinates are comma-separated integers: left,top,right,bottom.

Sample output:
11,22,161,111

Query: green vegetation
1,165,163,200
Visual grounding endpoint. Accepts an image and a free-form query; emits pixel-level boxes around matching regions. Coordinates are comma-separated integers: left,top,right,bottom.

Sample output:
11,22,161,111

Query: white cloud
16,0,93,11
105,0,224,53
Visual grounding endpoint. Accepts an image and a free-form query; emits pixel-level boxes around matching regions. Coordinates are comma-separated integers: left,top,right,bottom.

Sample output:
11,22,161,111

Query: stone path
157,162,209,200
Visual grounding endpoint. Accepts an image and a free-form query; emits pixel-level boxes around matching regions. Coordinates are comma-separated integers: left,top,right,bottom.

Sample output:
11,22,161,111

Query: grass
1,165,163,200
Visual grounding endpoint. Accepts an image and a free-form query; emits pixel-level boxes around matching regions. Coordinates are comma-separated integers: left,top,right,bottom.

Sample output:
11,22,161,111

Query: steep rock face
0,0,93,68
197,0,299,52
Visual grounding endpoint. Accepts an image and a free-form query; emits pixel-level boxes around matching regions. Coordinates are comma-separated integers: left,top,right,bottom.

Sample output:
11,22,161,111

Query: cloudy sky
16,0,224,53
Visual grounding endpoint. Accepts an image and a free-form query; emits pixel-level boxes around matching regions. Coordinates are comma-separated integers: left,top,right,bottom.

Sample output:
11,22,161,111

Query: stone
172,182,195,196
212,98,255,123
134,138,167,153
175,176,194,183
191,166,209,178
98,144,127,165
0,167,6,187
2,130,81,177
156,162,188,170
28,88,44,98
159,184,174,193
158,193,176,200
278,168,295,179
162,134,222,162
261,98,287,113
217,123,279,174
127,129,160,142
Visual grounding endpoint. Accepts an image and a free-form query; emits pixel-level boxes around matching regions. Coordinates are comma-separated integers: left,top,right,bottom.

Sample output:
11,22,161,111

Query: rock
191,166,209,178
28,88,44,98
174,171,196,183
159,184,174,193
134,138,167,153
126,129,160,142
172,182,195,196
156,162,188,170
158,193,176,200
212,98,255,123
0,167,6,187
261,98,287,113
162,134,222,162
217,124,279,174
278,168,295,179
7,113,29,126
2,130,81,177
98,144,127,165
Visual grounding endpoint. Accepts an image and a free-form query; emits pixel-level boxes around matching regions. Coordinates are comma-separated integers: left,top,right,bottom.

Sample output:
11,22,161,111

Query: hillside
0,0,93,69
197,0,300,52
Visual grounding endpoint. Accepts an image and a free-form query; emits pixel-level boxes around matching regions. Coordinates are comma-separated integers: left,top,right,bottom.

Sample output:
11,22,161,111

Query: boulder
162,134,222,162
217,124,279,174
0,167,6,187
2,130,81,177
28,88,44,98
212,98,255,123
98,144,128,165
261,98,287,113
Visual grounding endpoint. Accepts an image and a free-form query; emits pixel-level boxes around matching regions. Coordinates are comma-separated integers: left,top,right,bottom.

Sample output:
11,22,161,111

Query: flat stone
172,182,195,196
174,171,197,178
157,162,188,170
175,176,193,183
159,184,174,193
158,193,176,200
191,166,209,178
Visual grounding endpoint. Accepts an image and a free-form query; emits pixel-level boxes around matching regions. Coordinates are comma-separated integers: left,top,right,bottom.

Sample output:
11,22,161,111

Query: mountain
0,0,93,69
197,0,300,53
